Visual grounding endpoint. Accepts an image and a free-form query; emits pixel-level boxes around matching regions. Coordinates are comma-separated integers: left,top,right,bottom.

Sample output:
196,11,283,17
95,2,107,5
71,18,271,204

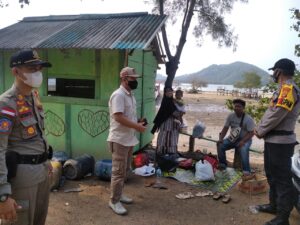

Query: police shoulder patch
0,118,12,133
276,84,295,111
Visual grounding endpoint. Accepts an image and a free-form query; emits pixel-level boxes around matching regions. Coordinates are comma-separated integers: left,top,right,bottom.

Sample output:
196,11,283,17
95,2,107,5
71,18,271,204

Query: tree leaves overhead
150,0,248,87
0,0,29,8
291,8,300,57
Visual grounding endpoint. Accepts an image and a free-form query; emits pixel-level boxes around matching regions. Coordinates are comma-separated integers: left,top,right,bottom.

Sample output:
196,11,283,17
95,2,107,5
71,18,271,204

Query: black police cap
268,58,295,75
10,49,52,68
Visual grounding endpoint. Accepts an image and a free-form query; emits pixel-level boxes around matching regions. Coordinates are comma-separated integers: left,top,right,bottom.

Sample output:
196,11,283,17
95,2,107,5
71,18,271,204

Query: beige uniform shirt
256,79,300,144
0,85,49,195
107,85,139,146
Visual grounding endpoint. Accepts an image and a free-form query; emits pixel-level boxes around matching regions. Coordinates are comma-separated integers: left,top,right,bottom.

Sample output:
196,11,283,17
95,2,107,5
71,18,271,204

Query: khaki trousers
109,142,133,204
1,175,50,225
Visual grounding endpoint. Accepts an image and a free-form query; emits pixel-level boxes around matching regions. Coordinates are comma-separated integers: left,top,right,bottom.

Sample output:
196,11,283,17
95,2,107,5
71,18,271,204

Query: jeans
217,138,252,173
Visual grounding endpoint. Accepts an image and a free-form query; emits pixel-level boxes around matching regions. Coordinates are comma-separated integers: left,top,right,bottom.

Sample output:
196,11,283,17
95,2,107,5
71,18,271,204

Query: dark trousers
264,142,297,218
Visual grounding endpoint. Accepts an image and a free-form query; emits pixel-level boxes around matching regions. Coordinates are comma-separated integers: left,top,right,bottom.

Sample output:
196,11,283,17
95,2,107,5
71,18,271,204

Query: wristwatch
0,194,8,202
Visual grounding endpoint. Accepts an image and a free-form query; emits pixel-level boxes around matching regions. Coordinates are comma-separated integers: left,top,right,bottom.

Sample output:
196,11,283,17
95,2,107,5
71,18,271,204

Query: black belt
18,152,48,164
267,130,294,136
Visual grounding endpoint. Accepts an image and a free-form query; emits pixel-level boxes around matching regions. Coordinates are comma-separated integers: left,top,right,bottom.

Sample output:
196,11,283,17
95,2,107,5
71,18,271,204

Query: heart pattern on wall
45,110,65,136
78,109,109,137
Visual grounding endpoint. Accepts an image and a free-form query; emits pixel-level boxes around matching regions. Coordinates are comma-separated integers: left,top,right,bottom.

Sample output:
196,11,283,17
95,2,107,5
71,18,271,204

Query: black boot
256,204,277,215
264,216,289,225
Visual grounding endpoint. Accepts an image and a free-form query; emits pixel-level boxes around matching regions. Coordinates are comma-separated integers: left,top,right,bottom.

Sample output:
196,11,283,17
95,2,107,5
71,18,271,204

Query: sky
0,0,299,76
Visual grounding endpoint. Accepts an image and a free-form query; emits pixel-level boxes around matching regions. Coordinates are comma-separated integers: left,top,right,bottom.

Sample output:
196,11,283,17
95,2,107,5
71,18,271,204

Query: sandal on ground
212,192,223,200
195,190,214,197
242,173,256,181
222,194,231,204
175,192,194,200
152,182,168,189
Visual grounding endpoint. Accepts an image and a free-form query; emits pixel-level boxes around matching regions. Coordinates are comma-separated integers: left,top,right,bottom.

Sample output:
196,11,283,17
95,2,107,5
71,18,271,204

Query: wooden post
188,136,195,152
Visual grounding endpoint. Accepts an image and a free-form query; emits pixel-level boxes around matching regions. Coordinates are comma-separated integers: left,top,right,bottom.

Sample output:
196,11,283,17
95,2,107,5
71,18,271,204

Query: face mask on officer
271,69,281,83
127,79,138,90
22,71,43,88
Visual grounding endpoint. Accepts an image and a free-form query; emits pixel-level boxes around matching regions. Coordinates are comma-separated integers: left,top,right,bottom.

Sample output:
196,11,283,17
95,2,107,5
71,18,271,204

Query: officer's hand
48,162,53,176
0,197,20,222
136,122,147,133
254,129,262,139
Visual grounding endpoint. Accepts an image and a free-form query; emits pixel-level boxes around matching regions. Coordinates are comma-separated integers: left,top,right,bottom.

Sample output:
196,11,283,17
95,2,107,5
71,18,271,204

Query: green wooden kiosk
0,13,167,159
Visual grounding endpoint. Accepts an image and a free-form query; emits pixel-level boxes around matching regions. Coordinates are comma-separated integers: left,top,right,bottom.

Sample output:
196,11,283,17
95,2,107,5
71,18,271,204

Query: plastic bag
195,160,215,181
192,120,206,138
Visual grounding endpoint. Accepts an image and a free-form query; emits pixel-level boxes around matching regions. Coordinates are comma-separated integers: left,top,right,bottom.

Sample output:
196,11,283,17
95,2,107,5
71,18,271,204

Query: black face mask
272,69,281,83
128,80,138,90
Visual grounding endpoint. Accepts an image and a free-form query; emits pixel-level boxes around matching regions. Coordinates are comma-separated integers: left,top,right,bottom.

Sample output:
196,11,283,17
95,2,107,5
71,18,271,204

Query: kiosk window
48,78,95,99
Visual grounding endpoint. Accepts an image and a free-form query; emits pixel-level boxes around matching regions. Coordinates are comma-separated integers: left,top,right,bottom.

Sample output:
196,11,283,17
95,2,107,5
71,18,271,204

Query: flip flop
152,183,168,189
222,194,231,204
195,190,214,197
213,192,223,200
175,192,194,199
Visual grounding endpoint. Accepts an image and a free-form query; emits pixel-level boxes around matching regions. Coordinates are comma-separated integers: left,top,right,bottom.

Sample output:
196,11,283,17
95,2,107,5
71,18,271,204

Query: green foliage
226,71,300,122
234,72,261,89
291,8,300,57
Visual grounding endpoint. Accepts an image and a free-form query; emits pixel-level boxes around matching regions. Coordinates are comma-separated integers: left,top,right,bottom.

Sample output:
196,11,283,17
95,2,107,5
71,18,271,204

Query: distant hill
157,61,270,85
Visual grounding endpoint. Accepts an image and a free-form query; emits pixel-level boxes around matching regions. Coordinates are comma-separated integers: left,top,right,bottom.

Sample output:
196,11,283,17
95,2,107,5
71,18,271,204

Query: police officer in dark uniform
0,49,52,225
255,58,300,225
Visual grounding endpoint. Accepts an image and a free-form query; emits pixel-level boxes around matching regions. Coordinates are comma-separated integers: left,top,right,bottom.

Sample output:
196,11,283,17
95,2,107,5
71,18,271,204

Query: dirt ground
46,92,300,225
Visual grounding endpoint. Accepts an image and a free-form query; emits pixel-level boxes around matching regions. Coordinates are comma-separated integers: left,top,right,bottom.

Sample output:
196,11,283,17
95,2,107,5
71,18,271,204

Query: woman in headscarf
151,87,181,155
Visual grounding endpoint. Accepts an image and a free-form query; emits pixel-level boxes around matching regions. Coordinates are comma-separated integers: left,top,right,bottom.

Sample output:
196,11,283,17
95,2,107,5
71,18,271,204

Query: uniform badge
0,118,12,133
0,107,16,117
27,126,36,135
17,95,24,101
276,84,295,111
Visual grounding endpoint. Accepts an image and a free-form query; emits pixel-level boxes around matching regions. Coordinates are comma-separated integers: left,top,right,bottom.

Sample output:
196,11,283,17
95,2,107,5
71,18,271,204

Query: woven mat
164,168,242,193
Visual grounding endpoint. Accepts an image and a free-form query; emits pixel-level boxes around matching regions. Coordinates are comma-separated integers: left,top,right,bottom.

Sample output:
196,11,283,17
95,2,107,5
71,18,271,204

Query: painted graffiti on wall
78,110,109,137
45,110,65,136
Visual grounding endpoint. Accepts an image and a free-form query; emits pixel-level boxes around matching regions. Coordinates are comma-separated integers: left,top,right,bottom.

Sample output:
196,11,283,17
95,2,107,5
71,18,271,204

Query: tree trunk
164,58,179,88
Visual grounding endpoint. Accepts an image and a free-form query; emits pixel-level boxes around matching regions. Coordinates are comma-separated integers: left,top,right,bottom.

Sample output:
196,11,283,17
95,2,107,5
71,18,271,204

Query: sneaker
120,195,133,204
109,201,127,215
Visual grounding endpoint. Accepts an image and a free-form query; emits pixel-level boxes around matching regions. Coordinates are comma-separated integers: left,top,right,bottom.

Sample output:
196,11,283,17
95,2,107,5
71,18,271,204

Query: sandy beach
45,91,300,225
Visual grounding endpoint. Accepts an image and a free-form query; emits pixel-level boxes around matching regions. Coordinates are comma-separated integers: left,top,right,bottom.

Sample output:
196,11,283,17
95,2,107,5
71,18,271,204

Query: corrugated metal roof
0,12,167,50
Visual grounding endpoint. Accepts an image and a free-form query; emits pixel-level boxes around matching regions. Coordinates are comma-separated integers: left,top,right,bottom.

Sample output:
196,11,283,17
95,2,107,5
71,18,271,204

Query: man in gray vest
255,58,300,225
0,49,52,225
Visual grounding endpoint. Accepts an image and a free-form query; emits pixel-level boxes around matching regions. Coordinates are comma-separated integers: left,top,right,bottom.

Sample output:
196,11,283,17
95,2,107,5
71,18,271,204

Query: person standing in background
255,58,300,225
107,67,147,215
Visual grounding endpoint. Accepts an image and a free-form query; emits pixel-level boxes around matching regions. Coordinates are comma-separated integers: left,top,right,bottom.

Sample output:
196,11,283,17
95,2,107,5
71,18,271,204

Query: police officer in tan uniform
0,49,52,225
255,58,300,225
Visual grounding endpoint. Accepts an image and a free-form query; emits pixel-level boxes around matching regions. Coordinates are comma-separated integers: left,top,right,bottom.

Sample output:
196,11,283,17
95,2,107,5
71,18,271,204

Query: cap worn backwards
268,58,295,75
10,49,52,68
120,67,140,78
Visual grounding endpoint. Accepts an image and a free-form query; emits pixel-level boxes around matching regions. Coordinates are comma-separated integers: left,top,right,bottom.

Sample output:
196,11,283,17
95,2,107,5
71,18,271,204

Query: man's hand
0,197,20,222
136,122,147,133
254,129,262,139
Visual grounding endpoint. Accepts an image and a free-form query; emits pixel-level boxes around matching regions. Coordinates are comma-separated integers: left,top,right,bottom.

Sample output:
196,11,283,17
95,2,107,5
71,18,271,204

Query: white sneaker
120,195,133,204
109,201,127,215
